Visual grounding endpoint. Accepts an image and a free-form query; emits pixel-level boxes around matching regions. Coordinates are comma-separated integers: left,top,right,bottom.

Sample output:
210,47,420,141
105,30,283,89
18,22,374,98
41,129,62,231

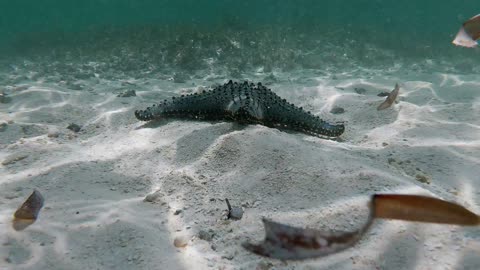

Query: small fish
453,14,480,48
377,83,400,110
13,189,45,231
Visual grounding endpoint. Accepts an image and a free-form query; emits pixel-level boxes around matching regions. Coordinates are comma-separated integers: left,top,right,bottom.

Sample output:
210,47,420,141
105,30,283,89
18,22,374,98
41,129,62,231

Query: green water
1,1,479,73
1,1,477,36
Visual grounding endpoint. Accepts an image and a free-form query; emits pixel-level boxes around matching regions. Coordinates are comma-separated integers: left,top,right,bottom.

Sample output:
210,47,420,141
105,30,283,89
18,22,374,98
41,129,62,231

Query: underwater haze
1,0,480,72
1,1,480,270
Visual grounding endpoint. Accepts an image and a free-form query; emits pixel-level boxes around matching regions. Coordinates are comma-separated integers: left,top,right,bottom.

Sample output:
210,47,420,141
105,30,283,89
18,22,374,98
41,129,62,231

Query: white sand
1,68,479,270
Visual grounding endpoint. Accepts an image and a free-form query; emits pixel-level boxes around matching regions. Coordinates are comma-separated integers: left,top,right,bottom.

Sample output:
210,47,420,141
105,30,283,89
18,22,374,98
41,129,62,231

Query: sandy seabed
0,66,479,270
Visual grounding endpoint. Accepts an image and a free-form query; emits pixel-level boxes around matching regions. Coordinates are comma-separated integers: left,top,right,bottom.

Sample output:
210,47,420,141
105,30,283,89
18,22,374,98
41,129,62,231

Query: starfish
135,80,344,138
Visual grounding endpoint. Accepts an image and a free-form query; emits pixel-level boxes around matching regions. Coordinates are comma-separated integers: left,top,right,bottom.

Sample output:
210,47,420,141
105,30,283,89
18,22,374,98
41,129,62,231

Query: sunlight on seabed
1,57,479,269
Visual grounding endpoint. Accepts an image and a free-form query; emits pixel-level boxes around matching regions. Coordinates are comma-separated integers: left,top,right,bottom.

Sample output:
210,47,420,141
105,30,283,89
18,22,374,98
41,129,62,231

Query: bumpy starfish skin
135,80,344,138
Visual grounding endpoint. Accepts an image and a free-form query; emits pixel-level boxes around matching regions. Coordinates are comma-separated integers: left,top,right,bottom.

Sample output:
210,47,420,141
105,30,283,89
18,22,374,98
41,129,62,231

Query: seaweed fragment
377,83,400,110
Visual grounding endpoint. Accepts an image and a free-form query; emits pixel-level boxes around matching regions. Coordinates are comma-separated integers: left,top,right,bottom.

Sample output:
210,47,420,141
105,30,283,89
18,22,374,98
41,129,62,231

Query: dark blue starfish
135,80,344,138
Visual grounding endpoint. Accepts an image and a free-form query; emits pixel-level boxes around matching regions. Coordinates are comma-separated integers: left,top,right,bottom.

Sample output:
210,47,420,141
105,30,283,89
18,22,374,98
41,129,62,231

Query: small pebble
354,87,366,94
143,191,162,202
415,174,431,184
228,207,243,220
67,123,81,133
117,89,136,97
173,236,188,248
225,199,243,220
174,209,182,215
47,131,60,138
198,229,215,242
330,106,345,114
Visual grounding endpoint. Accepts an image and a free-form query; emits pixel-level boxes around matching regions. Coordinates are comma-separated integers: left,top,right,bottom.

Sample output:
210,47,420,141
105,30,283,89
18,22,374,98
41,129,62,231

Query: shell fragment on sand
452,14,480,48
13,189,45,231
244,194,479,260
225,198,243,220
377,83,400,111
243,217,373,260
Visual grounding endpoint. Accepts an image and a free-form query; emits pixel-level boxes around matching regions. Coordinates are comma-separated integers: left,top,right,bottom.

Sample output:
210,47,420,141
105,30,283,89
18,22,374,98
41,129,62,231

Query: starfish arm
263,101,345,138
135,88,229,121
252,84,345,138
